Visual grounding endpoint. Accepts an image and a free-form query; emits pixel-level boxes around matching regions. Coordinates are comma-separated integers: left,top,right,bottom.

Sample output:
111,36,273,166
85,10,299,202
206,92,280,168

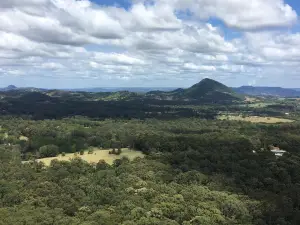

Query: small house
269,146,286,157
271,149,286,157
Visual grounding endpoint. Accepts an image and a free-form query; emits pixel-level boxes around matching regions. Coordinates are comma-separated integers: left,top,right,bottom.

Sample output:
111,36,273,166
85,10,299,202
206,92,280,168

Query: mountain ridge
3,79,300,97
233,86,300,97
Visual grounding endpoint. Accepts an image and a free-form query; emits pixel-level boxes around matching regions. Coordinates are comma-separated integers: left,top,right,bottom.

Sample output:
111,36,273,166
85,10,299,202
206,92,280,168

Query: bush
96,160,110,170
80,150,84,155
88,149,94,154
116,148,122,155
61,152,66,156
109,148,117,155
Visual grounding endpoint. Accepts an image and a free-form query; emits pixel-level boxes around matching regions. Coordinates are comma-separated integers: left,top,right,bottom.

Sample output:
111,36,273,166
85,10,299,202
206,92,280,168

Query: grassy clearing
218,115,294,124
246,103,274,108
245,97,259,103
19,136,29,141
36,148,144,166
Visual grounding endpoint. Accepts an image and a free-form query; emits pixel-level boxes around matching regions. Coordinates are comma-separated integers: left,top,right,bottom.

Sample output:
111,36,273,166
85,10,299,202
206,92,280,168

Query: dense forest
1,79,300,224
1,116,300,224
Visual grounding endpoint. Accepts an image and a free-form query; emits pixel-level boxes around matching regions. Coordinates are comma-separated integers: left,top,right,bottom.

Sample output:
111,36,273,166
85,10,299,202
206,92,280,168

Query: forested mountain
181,78,241,100
146,78,242,102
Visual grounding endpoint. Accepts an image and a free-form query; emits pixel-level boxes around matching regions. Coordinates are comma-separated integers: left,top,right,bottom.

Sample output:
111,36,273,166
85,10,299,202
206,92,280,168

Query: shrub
96,160,110,170
116,148,122,155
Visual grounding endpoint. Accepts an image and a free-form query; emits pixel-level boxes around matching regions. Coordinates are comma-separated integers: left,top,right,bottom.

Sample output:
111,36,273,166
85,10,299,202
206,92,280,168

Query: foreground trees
0,145,260,225
1,116,300,224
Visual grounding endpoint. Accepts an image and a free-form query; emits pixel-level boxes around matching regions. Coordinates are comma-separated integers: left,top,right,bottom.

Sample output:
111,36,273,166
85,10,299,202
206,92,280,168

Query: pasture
218,115,294,124
36,148,145,166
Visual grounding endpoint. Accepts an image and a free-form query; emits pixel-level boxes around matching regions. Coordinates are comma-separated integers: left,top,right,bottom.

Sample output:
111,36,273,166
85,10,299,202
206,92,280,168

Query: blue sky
1,0,300,88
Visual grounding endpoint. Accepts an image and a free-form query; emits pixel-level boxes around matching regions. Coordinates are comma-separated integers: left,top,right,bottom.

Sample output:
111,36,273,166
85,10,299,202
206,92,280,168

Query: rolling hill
233,86,300,97
1,79,242,102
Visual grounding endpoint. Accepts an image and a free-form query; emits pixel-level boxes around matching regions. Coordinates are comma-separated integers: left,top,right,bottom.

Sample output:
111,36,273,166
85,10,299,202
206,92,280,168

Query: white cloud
92,52,146,65
184,63,217,71
0,0,125,46
40,62,65,70
108,3,182,31
173,0,298,29
0,0,300,87
7,70,25,75
116,24,236,54
244,32,300,62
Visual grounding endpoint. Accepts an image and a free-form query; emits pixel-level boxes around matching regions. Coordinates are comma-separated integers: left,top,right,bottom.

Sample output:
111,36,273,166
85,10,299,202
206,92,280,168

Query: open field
218,115,294,124
245,102,274,108
36,148,144,166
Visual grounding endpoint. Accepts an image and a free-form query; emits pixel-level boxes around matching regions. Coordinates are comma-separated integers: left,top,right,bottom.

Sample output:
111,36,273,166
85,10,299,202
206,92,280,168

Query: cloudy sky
1,0,300,88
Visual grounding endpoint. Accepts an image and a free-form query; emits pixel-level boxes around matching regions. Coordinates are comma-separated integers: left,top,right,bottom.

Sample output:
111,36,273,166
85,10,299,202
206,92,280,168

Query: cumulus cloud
244,32,300,62
108,2,182,31
0,0,299,87
170,0,298,30
0,0,125,46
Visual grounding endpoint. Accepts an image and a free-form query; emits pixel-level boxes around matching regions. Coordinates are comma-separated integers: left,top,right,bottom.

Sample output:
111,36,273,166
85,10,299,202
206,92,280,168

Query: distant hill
169,78,241,101
233,86,300,97
146,78,242,102
2,83,300,98
292,88,300,92
184,78,239,99
66,87,176,93
0,85,17,91
0,86,176,93
0,86,48,93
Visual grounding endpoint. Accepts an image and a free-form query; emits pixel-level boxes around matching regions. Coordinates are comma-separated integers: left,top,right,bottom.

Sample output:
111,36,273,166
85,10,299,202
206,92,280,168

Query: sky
1,0,300,88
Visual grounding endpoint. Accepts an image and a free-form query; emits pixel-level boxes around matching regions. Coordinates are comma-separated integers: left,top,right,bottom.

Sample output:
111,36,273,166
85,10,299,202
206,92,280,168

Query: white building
271,149,286,157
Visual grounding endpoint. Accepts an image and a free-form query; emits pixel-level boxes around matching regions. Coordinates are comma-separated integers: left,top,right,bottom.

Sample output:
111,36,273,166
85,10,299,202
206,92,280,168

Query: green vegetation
1,79,300,224
0,146,260,225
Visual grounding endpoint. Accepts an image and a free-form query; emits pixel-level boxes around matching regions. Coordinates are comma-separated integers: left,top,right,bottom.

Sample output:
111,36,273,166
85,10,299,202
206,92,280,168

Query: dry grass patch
218,115,294,124
245,97,259,103
37,148,144,166
246,103,274,108
19,136,29,141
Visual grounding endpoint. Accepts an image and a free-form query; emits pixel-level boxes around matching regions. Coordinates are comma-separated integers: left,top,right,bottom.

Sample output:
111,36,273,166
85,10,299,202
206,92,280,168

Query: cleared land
245,97,259,103
218,115,294,124
245,103,274,108
36,148,144,166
